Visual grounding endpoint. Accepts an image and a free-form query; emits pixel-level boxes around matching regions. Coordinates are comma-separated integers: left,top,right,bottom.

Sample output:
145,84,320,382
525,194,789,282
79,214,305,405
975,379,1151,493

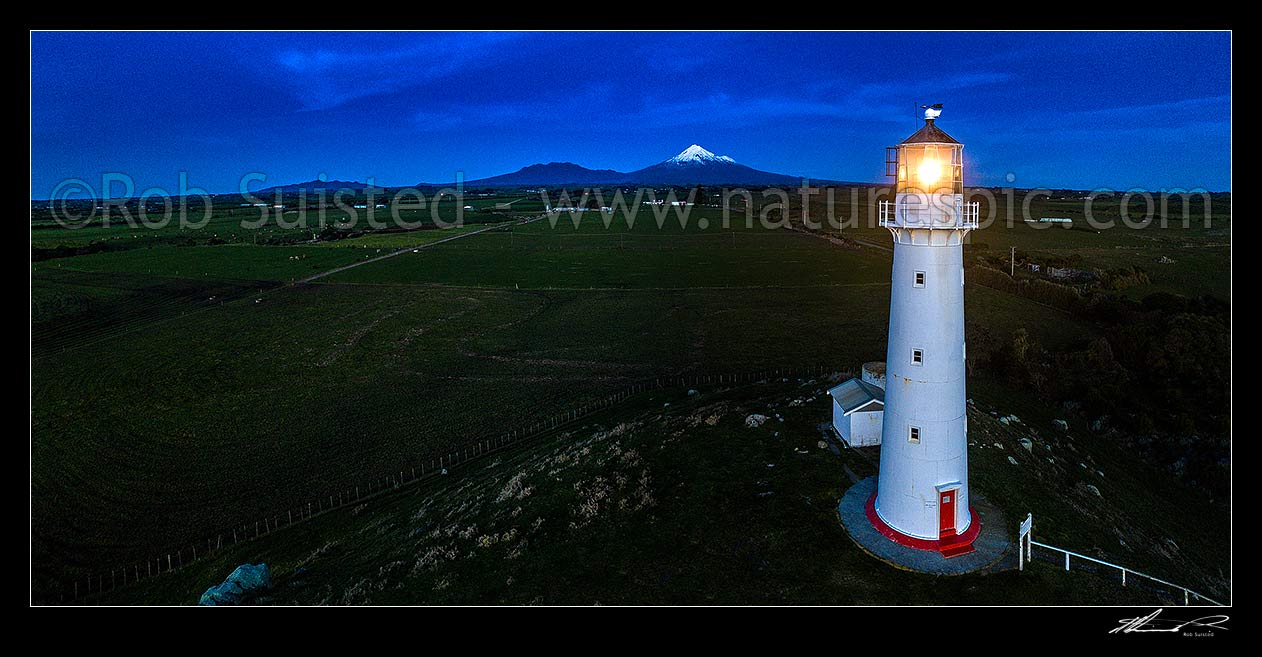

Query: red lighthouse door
939,491,956,538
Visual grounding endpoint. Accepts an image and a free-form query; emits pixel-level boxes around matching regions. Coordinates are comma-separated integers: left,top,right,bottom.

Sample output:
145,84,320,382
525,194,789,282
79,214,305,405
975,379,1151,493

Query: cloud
627,71,1014,127
400,69,1017,134
1057,95,1231,123
270,32,524,111
979,95,1231,141
395,59,1018,136
413,104,538,132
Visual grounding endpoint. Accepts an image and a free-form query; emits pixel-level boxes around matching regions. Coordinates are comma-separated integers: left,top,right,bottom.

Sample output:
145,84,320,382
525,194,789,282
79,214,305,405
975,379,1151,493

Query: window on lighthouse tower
911,348,924,366
914,271,926,287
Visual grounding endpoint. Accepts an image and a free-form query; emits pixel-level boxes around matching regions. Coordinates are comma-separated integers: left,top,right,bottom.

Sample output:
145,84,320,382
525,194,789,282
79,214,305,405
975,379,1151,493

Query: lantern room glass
895,143,963,196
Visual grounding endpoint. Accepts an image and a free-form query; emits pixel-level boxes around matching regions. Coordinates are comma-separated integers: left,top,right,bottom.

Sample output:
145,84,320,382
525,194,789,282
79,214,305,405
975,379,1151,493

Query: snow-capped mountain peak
668,144,735,165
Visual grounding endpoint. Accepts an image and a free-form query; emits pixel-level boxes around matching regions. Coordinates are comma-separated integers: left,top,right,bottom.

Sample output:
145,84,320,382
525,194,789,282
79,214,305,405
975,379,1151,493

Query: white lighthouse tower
869,106,980,557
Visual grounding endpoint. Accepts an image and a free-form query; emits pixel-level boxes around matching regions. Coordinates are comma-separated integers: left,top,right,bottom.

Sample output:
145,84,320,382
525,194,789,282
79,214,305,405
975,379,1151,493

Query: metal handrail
1018,513,1225,606
878,200,978,229
1029,541,1223,606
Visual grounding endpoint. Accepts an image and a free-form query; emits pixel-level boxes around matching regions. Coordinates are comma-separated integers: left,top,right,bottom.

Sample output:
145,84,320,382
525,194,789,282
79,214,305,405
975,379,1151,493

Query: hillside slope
97,376,1227,605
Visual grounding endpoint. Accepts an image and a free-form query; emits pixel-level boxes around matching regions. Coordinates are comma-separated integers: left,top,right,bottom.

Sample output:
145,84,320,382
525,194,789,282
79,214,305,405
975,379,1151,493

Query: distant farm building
828,362,886,447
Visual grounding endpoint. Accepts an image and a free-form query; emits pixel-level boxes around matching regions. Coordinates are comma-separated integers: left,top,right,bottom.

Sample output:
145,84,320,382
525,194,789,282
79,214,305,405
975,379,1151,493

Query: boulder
1053,419,1069,431
198,563,272,606
745,414,768,428
1007,456,1019,465
1085,484,1101,497
1018,438,1033,453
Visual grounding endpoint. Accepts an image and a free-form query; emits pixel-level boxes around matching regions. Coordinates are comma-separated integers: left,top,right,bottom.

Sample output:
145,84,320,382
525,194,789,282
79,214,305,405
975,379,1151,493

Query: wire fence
52,364,844,604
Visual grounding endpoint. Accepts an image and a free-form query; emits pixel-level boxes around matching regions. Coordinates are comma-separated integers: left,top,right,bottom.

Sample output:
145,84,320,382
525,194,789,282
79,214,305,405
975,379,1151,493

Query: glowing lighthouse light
917,158,943,185
873,105,981,558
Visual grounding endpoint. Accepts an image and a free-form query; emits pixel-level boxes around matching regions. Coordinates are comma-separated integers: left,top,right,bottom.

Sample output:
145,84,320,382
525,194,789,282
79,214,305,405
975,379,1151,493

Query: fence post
1121,569,1126,586
1184,589,1189,606
1064,552,1070,571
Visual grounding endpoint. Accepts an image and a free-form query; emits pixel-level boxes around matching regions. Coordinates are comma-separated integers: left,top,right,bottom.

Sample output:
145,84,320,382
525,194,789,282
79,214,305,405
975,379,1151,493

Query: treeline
969,266,1088,313
970,262,1155,312
982,285,1230,499
31,232,308,262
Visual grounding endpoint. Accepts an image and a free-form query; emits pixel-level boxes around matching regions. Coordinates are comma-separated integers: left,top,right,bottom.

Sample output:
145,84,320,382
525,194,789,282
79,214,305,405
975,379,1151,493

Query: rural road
298,213,546,284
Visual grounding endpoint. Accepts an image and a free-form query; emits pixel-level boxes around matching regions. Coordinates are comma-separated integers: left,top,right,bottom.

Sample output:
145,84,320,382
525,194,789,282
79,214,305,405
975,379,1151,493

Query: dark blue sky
31,31,1230,198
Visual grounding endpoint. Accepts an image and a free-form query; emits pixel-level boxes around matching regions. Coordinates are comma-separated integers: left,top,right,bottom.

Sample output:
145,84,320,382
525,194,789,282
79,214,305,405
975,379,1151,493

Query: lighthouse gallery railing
879,199,979,229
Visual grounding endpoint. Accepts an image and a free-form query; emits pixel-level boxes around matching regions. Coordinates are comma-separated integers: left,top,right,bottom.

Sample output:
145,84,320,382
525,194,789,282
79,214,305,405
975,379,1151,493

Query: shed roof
827,378,885,415
901,119,960,145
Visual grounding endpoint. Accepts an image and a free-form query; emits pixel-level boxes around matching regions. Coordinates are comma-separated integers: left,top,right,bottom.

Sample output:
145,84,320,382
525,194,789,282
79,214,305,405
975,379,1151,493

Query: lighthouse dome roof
901,119,960,145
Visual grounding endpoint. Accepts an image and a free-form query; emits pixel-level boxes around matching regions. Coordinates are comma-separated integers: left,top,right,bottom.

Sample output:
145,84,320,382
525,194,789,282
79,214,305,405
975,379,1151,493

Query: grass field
797,190,1230,299
38,245,374,281
31,215,898,600
30,187,1231,604
312,223,492,249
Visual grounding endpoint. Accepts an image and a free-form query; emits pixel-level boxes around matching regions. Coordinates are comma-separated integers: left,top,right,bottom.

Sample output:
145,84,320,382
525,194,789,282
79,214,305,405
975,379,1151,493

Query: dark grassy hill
94,376,1227,605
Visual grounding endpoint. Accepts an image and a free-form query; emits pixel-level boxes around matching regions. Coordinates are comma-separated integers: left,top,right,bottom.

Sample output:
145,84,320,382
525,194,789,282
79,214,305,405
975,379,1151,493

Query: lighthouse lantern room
869,105,981,558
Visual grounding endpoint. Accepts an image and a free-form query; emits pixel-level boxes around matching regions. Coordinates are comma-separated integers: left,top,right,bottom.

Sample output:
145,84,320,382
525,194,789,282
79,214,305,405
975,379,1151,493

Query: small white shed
828,378,885,447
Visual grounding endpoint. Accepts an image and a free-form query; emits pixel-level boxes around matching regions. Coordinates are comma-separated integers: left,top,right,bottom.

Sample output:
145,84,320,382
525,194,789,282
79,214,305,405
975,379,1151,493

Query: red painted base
865,492,981,558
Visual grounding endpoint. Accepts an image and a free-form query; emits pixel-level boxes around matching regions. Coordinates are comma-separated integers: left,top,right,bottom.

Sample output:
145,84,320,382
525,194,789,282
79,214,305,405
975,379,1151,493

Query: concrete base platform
838,477,1012,575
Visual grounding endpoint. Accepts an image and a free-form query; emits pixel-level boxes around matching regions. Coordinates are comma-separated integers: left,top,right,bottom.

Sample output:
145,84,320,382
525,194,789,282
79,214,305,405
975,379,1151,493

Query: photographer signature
1111,609,1229,634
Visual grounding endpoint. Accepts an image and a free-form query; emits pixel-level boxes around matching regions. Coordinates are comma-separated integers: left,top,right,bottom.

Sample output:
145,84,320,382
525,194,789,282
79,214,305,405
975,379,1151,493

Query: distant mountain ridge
250,146,824,194
254,179,385,194
458,145,811,187
466,162,626,186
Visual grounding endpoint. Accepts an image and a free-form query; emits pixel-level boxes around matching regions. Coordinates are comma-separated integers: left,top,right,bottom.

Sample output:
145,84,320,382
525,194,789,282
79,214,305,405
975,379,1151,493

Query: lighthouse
868,105,981,557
